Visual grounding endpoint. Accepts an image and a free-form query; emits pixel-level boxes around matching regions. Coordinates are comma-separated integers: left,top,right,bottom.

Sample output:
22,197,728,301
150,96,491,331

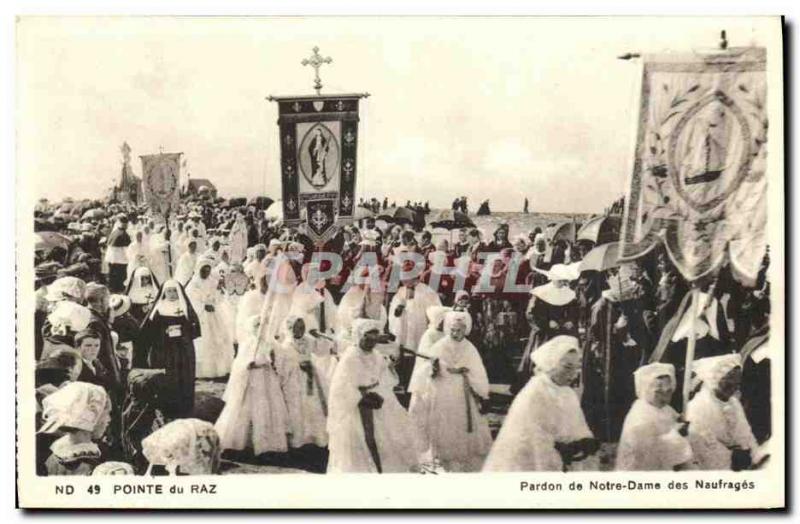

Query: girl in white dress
148,228,172,285
687,354,765,470
483,335,599,472
228,214,248,264
407,305,452,392
274,315,329,449
409,311,491,472
214,315,290,455
615,363,695,470
185,258,233,378
236,273,268,345
125,230,149,281
174,239,199,286
327,319,421,473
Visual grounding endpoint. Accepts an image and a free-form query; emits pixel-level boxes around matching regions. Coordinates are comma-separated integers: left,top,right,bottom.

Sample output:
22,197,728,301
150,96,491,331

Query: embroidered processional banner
270,94,367,244
619,48,768,285
141,152,182,216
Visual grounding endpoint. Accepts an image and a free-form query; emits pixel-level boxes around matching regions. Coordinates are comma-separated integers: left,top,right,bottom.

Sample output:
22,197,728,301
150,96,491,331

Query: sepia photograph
14,15,785,509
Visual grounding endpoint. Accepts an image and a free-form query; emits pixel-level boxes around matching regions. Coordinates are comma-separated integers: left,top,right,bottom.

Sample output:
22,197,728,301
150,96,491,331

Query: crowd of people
357,196,430,213
32,193,772,476
451,196,469,214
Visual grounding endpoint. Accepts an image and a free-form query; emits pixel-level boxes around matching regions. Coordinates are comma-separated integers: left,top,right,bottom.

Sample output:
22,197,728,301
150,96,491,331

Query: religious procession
29,39,773,479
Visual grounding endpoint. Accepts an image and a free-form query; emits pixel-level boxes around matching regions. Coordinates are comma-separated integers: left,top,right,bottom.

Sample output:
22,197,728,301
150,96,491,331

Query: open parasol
247,196,275,210
376,207,397,221
578,241,621,273
227,197,247,208
577,215,621,245
378,206,416,225
547,221,577,244
353,206,376,221
429,209,474,230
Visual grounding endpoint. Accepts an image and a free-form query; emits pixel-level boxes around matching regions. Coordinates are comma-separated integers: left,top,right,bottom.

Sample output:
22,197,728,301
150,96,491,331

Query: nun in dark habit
135,279,201,419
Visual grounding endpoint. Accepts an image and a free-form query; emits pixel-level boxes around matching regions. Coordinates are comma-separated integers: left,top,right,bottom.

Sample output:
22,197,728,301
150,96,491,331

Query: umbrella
82,208,107,220
220,197,243,208
247,196,275,210
35,231,72,252
547,222,577,244
429,209,474,230
378,206,416,225
353,206,376,221
578,242,621,273
376,207,397,221
577,215,621,245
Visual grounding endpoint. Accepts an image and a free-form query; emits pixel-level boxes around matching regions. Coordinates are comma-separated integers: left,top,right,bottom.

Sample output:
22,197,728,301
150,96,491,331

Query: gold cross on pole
301,46,333,95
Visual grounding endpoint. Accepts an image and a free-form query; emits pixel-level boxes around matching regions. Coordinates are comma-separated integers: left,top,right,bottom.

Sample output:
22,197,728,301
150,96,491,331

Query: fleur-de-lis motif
344,129,355,146
285,163,295,178
341,193,352,211
311,206,329,230
343,159,354,180
336,100,345,111
287,199,297,211
284,134,294,147
292,101,302,112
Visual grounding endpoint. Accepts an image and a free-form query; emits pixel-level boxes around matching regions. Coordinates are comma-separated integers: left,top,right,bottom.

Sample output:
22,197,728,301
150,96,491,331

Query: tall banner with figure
141,152,182,217
269,94,368,245
619,48,767,285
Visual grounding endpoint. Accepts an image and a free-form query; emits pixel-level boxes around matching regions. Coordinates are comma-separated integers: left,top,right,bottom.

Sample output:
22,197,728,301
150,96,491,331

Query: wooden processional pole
682,287,701,412
165,210,174,278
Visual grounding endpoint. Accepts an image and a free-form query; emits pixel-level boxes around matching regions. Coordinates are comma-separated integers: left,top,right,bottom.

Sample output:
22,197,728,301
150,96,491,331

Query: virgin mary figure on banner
308,127,331,188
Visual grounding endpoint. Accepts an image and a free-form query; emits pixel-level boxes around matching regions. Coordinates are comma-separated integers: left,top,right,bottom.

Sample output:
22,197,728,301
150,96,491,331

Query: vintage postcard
15,16,785,509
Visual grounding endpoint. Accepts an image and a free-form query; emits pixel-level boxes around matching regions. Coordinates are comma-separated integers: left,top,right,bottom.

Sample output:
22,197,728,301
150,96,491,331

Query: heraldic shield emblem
305,199,336,242
299,123,340,190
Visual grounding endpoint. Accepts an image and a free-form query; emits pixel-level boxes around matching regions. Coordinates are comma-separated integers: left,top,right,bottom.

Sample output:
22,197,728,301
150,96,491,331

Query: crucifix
302,46,333,95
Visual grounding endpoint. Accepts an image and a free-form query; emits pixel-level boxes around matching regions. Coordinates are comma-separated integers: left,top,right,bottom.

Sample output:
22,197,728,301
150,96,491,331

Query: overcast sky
17,16,774,212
